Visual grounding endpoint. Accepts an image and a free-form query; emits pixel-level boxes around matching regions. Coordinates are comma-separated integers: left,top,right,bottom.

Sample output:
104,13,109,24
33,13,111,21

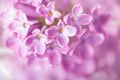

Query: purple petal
91,5,101,16
66,14,74,25
16,3,38,18
45,17,54,25
63,25,77,37
72,4,83,17
57,34,69,47
53,11,61,18
25,35,36,47
6,37,19,48
85,32,105,46
9,21,21,30
45,26,58,38
57,20,65,28
81,43,94,59
6,37,20,54
75,25,82,34
74,42,94,59
78,14,93,25
63,14,69,24
48,51,62,66
36,5,47,17
35,41,46,55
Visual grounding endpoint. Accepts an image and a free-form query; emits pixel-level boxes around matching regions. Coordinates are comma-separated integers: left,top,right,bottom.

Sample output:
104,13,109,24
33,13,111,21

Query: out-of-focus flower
21,0,42,7
6,37,28,57
73,32,104,60
8,10,30,39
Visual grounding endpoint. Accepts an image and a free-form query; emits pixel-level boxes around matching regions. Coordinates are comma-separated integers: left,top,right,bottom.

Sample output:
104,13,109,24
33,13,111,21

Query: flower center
71,17,75,21
36,34,41,39
59,28,63,33
50,45,55,49
23,23,28,28
48,11,53,17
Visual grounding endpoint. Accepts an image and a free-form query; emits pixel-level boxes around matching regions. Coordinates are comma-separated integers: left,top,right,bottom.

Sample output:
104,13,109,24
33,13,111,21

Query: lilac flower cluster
1,0,120,80
1,0,104,65
0,0,105,67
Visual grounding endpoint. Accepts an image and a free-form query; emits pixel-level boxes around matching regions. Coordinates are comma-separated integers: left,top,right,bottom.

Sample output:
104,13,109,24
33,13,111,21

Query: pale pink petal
57,34,69,47
53,11,61,18
35,41,46,55
63,14,69,24
45,17,54,25
40,34,48,43
48,51,62,66
17,28,27,39
78,14,93,25
16,10,27,22
21,0,32,3
9,21,21,30
47,1,55,10
72,4,83,17
58,46,70,55
32,0,42,7
18,44,28,57
32,28,40,35
63,25,77,37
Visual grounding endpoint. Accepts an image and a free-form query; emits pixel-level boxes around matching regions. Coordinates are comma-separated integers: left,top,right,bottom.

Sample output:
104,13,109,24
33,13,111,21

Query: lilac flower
83,32,105,46
91,5,110,34
62,55,95,76
46,20,77,47
0,4,17,26
62,4,93,35
36,1,61,25
25,29,48,55
21,0,42,7
8,10,30,39
64,4,92,26
46,41,69,66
